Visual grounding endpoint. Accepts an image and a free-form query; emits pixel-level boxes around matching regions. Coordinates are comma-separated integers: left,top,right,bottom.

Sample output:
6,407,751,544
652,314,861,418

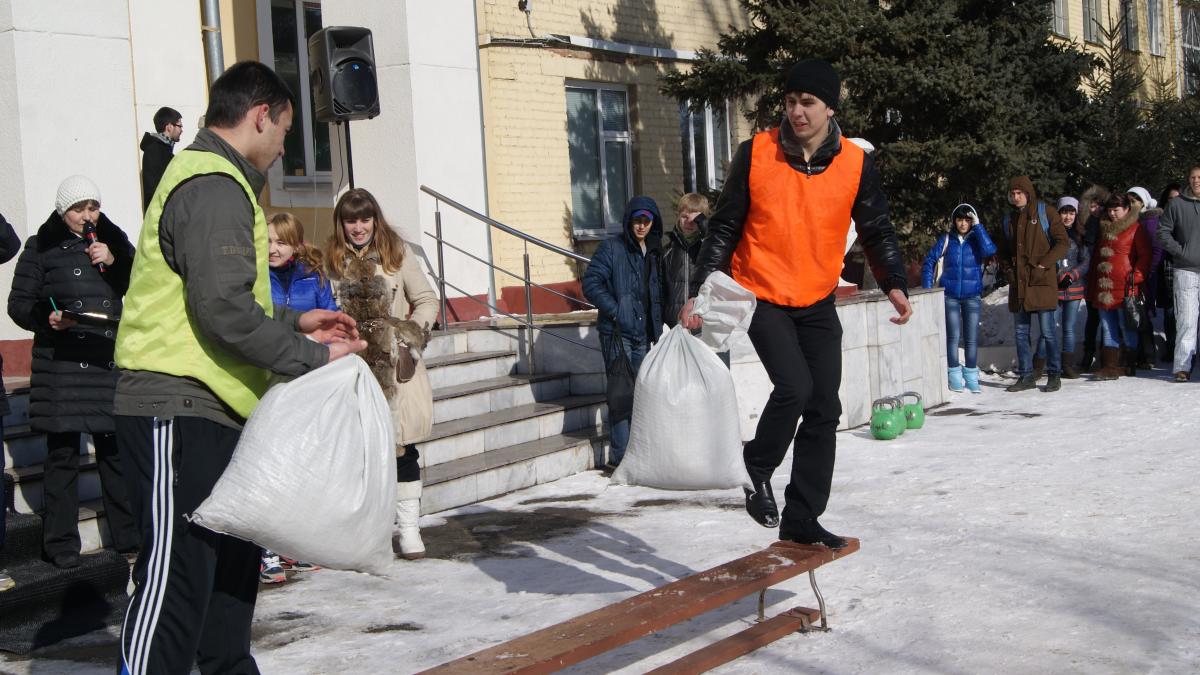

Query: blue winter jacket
582,196,666,344
269,260,339,312
921,218,997,299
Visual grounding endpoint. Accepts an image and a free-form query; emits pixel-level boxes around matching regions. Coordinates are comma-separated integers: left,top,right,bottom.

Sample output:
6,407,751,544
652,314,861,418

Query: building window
1051,0,1068,37
1121,0,1139,51
257,0,331,186
565,83,632,235
1146,0,1162,55
1184,8,1200,95
1083,0,1101,43
679,101,731,193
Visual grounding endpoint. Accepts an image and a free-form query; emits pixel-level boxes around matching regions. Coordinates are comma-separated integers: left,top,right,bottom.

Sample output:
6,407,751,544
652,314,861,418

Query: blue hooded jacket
582,196,665,343
270,260,339,313
921,203,997,299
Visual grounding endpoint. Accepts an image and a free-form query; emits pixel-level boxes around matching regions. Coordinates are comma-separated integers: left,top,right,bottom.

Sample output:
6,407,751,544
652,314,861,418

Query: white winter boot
393,481,425,560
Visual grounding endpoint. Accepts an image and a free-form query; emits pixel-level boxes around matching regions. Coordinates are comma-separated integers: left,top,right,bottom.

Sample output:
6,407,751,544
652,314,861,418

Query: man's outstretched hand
888,288,913,325
299,309,367,360
680,297,703,330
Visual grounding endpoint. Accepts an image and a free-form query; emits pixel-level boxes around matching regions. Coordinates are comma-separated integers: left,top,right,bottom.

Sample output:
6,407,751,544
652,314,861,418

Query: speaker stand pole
344,120,355,189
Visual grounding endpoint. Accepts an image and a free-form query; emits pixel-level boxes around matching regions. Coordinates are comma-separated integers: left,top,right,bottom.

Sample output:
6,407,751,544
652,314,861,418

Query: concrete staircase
1,325,611,552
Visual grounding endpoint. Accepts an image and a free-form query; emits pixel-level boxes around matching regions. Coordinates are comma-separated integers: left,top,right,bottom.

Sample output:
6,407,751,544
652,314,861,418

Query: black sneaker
1043,374,1061,392
1005,375,1037,392
50,552,80,569
779,518,848,550
744,481,780,528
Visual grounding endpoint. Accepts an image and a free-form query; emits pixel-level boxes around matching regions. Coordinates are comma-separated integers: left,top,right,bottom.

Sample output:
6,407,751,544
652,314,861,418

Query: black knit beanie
784,59,840,110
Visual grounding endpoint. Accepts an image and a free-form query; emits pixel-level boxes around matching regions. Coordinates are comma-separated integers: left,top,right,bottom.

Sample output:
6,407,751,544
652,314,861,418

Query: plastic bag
692,271,757,352
612,325,750,490
191,355,397,576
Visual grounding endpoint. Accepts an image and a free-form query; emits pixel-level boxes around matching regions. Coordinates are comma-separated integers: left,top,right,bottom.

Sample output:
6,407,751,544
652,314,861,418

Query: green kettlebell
887,396,907,436
901,391,924,429
871,397,904,440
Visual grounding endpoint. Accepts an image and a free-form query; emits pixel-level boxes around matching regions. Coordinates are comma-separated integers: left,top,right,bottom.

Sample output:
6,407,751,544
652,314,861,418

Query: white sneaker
260,553,287,584
0,570,14,592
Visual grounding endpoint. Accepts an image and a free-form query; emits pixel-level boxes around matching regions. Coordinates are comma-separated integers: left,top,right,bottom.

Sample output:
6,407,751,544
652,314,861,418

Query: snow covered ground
4,369,1199,674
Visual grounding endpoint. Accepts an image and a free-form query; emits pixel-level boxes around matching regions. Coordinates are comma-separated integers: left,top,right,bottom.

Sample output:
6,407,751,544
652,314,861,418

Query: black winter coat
7,212,134,433
582,196,666,344
0,213,21,417
140,132,174,210
662,215,706,329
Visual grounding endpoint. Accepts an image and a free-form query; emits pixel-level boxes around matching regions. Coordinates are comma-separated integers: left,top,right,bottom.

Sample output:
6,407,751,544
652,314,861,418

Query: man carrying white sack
683,59,911,549
113,62,366,675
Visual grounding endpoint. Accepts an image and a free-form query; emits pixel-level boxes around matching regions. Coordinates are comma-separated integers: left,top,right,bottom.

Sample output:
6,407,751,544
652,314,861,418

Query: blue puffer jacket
921,204,997,299
582,196,665,344
270,260,339,312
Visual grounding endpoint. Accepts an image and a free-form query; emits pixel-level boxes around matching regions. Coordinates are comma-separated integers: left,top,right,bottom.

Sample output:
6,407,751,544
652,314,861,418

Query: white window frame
564,81,634,237
680,100,732,193
1184,7,1200,96
1083,0,1101,43
1051,0,1069,37
255,0,334,207
1147,0,1162,55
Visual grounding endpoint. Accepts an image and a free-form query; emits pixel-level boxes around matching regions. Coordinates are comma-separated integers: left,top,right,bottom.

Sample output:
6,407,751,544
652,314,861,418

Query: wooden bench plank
645,607,822,675
421,538,858,674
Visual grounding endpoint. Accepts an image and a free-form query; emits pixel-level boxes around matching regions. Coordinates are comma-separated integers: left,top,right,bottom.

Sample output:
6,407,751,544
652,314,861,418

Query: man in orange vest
684,59,911,549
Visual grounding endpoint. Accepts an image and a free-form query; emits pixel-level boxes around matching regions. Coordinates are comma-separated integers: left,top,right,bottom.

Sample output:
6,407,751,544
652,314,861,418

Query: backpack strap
1003,202,1052,243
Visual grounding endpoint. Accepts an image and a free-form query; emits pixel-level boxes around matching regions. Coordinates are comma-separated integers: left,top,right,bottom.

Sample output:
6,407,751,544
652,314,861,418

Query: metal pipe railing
421,185,590,263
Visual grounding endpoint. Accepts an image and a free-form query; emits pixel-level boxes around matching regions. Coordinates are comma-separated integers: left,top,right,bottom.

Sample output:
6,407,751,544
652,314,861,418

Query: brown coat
999,176,1070,313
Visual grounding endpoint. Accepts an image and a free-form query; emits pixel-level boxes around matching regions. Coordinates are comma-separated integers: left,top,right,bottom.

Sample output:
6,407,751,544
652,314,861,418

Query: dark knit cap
784,59,840,110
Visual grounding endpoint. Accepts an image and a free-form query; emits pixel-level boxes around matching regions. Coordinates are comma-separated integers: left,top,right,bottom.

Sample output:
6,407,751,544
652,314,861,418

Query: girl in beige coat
326,188,439,559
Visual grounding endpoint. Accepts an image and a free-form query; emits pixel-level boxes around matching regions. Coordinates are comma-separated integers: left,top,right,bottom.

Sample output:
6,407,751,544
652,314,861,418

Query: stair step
425,349,519,389
2,501,118,565
7,462,104,515
432,373,570,425
0,549,130,655
420,394,607,468
421,430,609,514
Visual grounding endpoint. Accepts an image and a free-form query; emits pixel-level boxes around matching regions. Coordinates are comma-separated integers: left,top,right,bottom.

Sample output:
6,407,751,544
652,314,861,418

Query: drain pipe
201,0,225,84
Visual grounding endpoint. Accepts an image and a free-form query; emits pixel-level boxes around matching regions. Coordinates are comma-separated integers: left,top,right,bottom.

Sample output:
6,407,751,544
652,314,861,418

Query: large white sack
612,325,750,490
692,271,756,352
191,355,397,576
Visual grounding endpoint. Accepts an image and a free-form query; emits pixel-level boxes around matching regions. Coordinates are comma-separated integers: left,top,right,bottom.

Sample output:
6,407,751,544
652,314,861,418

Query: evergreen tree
662,0,1095,255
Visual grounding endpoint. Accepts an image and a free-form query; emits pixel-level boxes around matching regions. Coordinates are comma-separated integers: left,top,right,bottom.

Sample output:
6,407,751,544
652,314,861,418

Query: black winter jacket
140,132,174,210
582,196,666,343
662,215,706,328
7,212,134,433
0,213,21,417
696,120,908,301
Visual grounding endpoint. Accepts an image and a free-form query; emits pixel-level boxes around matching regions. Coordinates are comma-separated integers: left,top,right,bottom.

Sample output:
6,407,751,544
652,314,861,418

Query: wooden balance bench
421,538,859,674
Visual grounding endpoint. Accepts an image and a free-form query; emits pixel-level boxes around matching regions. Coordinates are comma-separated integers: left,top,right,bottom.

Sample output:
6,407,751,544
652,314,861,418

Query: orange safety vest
731,128,864,307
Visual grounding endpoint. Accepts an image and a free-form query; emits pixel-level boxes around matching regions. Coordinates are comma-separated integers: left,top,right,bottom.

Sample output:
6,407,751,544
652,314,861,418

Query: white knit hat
1125,186,1156,210
55,175,101,215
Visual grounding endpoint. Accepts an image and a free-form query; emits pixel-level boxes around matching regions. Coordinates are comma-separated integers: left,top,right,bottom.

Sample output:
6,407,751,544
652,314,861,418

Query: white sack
192,355,397,576
692,271,757,352
612,325,750,490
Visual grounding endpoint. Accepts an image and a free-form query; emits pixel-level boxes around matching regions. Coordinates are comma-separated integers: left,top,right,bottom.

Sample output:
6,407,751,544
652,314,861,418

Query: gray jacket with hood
114,128,328,429
1157,186,1200,273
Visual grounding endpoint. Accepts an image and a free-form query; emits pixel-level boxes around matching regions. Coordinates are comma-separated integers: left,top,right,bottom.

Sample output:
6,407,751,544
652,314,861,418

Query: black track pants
743,298,843,526
117,415,260,675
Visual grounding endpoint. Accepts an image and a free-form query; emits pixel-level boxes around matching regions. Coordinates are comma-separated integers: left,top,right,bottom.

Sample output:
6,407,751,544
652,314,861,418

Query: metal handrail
420,185,601,371
420,185,590,264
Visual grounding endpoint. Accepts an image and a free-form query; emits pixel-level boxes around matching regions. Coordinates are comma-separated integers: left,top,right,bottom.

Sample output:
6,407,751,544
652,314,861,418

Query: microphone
83,221,105,272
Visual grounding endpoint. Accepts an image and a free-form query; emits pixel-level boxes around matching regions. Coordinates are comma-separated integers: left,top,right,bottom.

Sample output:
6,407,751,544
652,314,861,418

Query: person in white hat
1125,186,1164,369
6,175,140,569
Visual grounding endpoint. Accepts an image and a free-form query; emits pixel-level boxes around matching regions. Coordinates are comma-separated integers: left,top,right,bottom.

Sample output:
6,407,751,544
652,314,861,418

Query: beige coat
335,243,440,446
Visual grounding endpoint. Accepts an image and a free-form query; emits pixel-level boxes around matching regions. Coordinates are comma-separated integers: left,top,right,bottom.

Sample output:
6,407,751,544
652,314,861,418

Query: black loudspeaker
308,26,380,122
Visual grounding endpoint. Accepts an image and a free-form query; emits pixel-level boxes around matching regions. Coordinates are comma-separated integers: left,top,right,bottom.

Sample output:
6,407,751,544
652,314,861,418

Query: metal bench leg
803,570,831,632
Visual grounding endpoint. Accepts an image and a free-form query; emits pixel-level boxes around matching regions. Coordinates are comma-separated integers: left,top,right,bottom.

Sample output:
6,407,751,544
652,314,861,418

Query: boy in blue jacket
582,196,665,467
922,203,996,393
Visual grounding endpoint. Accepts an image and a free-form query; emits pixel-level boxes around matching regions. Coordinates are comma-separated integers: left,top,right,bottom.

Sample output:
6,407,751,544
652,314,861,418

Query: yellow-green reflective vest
116,150,273,418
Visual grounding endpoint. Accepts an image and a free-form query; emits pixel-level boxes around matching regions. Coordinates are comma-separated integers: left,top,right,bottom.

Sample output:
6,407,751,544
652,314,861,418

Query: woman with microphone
6,175,139,568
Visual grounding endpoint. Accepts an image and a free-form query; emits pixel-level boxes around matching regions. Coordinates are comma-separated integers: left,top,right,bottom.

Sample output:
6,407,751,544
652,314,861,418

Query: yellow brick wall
1056,0,1182,97
477,0,753,290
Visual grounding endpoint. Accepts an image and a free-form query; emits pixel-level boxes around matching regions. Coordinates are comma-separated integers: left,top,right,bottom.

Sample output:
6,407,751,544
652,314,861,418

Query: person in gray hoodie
1157,165,1200,382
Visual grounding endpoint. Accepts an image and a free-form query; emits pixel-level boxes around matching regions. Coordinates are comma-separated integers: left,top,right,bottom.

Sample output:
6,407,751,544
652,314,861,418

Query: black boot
1080,348,1096,373
744,481,779,528
1043,374,1061,392
1061,353,1080,379
779,518,848,550
1006,374,1037,392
